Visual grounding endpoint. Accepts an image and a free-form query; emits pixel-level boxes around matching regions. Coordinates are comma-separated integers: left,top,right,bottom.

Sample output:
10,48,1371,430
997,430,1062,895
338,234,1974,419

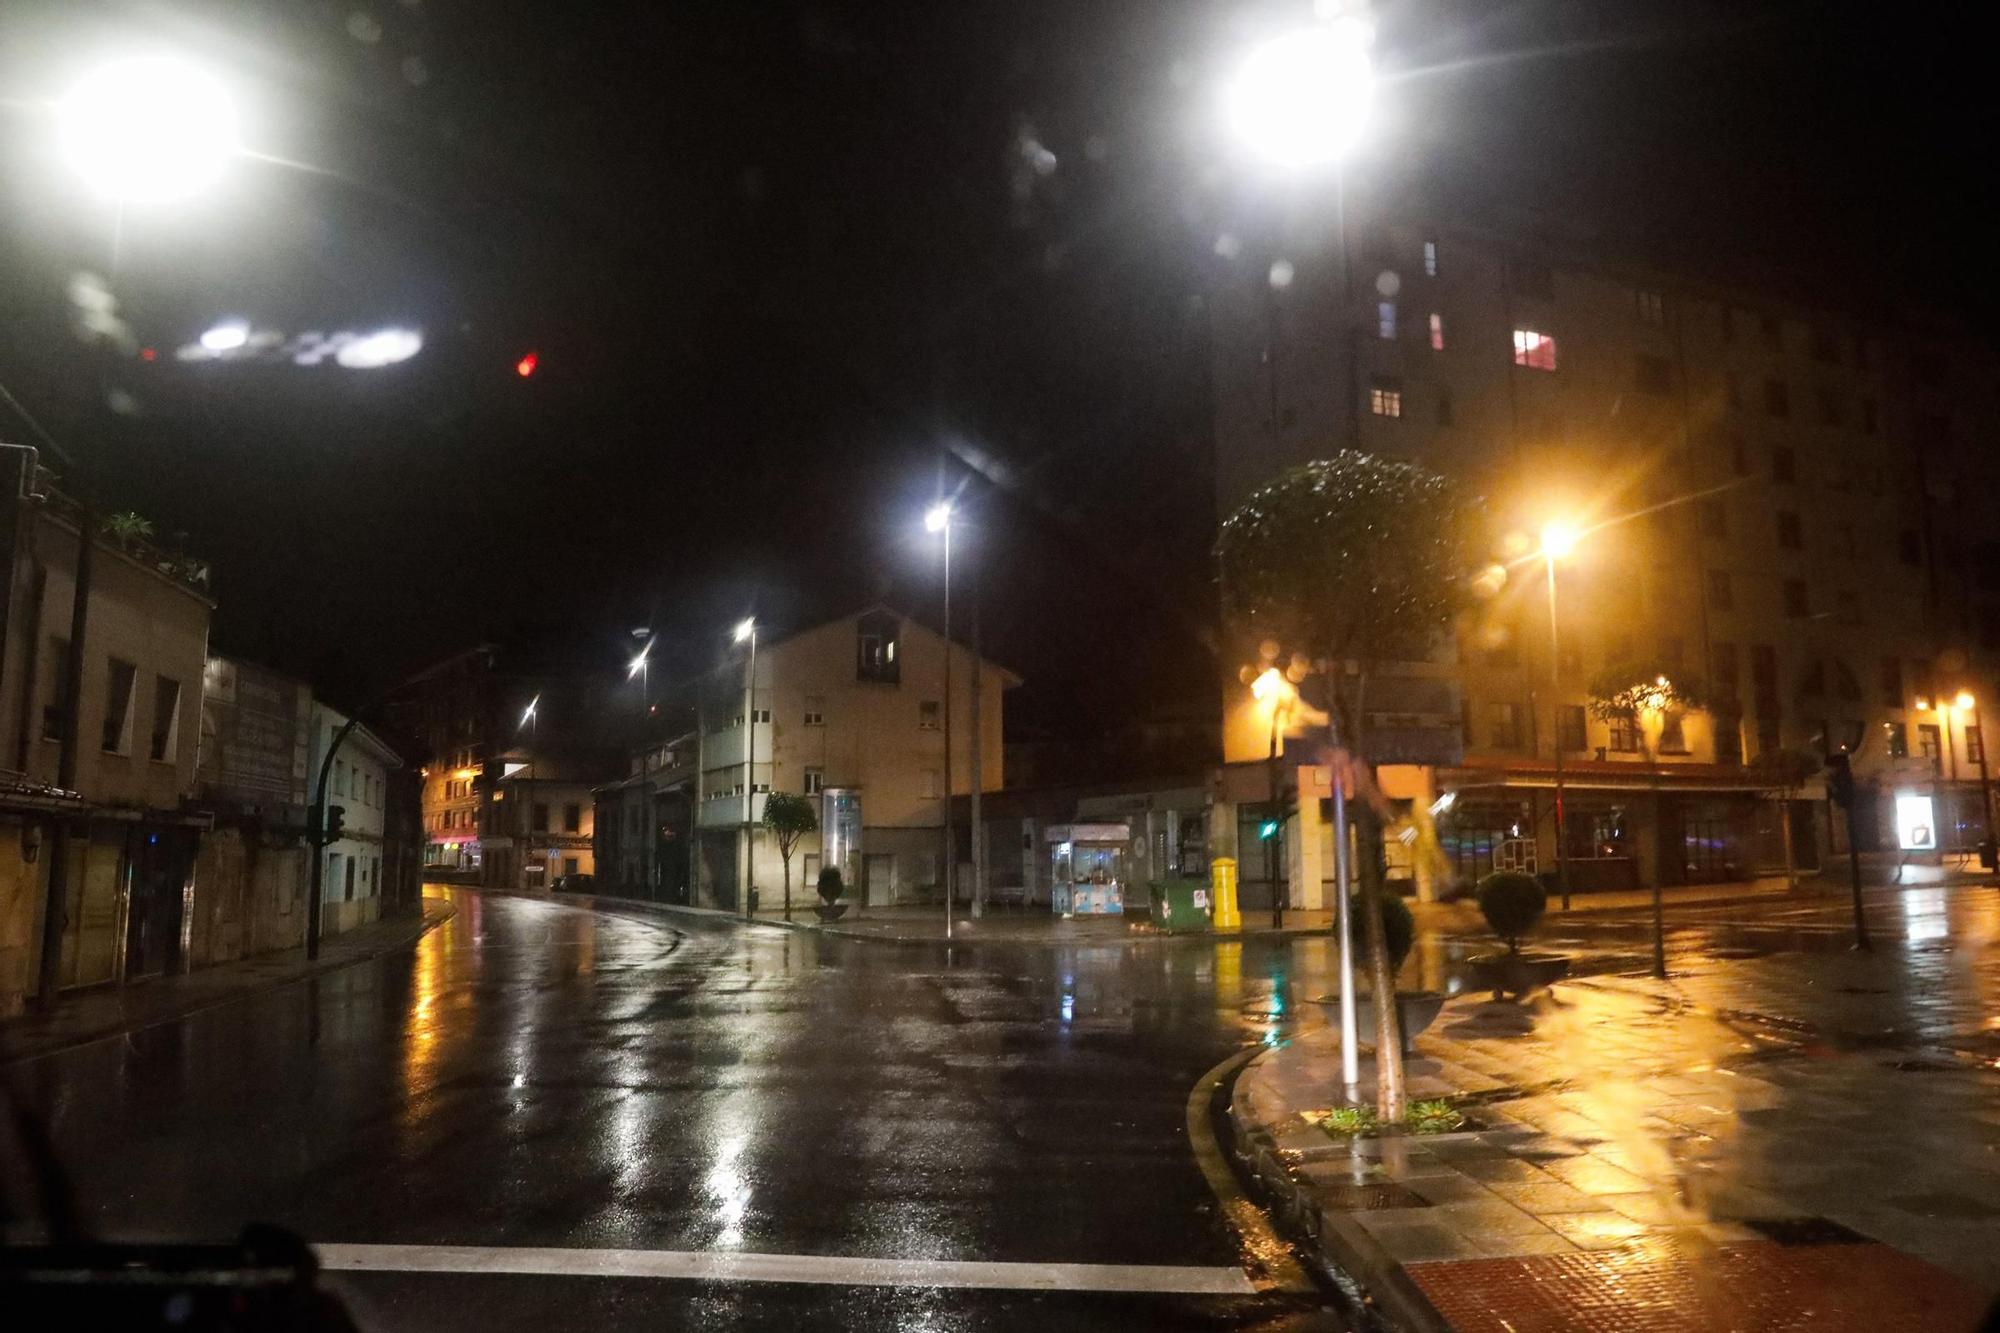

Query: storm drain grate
1313,1181,1430,1212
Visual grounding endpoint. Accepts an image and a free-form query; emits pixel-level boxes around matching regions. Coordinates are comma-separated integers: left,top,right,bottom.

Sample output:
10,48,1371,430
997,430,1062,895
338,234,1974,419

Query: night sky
0,0,1991,765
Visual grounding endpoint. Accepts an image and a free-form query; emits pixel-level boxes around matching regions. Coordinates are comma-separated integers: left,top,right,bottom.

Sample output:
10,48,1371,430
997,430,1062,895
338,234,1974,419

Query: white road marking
315,1243,1256,1295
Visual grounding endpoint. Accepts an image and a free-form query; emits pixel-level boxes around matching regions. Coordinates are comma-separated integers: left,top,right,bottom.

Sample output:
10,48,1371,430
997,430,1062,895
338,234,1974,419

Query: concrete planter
1313,990,1446,1056
1468,950,1570,1000
814,902,850,922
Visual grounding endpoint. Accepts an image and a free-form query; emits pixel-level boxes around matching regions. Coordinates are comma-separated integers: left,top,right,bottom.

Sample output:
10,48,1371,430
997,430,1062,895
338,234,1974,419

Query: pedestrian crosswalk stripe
315,1243,1257,1295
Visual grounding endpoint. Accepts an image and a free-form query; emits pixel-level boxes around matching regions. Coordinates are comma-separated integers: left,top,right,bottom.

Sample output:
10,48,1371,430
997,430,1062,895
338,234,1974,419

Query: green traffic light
1259,820,1280,840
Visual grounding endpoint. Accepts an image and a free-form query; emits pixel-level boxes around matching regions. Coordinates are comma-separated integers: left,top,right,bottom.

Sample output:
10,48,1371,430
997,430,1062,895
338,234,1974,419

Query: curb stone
1226,1048,1455,1333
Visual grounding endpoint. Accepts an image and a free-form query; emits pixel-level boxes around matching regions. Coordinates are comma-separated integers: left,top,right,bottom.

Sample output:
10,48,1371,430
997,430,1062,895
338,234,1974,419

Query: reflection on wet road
11,888,1343,1331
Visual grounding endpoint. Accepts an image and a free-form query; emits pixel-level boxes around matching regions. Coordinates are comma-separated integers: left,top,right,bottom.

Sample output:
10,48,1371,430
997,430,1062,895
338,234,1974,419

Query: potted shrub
1316,892,1446,1054
814,866,849,922
1468,870,1569,999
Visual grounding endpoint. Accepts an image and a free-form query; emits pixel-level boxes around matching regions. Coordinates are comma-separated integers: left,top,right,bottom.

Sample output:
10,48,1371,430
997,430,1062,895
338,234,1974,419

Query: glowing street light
59,56,239,202
1542,519,1585,909
734,617,759,919
1225,19,1375,170
925,501,959,936
627,641,651,679
924,501,952,534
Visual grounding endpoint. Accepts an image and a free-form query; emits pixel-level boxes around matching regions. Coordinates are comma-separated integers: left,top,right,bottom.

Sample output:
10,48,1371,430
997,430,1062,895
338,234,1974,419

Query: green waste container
1150,878,1214,933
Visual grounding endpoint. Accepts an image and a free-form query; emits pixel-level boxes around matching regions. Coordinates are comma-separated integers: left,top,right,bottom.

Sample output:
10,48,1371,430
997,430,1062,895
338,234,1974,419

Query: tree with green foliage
1218,451,1478,1120
762,793,818,915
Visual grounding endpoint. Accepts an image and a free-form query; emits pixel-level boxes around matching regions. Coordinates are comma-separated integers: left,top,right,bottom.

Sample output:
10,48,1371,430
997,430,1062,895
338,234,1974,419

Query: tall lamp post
1958,691,1994,855
925,502,956,938
734,618,757,917
1251,669,1294,927
1541,522,1580,909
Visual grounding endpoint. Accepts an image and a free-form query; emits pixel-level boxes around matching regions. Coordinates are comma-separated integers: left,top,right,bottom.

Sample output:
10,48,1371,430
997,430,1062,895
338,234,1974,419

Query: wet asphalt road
6,888,1343,1332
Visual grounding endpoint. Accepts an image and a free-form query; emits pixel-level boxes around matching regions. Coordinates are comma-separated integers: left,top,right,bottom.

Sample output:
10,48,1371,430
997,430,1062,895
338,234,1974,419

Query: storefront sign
1895,793,1937,851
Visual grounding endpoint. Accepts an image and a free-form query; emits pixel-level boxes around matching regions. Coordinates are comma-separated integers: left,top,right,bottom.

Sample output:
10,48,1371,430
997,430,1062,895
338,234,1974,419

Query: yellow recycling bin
1210,856,1241,931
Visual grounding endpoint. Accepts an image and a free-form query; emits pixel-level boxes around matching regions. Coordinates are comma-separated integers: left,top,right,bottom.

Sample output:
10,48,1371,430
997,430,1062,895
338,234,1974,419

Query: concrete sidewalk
1228,891,2000,1330
0,897,453,1066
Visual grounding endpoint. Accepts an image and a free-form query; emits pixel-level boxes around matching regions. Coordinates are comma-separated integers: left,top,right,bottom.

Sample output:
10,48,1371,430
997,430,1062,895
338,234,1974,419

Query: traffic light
1825,752,1855,810
1258,818,1281,840
325,805,347,843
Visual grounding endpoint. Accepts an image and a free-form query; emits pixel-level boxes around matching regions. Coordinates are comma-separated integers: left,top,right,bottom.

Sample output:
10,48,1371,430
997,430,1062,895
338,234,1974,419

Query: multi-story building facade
684,606,1014,911
387,643,620,880
594,729,696,902
0,446,211,1011
307,702,404,934
1208,214,2000,899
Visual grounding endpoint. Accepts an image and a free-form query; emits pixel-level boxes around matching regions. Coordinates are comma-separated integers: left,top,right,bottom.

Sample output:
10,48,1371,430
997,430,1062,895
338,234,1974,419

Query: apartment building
685,606,1014,911
1207,215,2000,896
0,447,210,1011
593,729,696,902
307,702,404,934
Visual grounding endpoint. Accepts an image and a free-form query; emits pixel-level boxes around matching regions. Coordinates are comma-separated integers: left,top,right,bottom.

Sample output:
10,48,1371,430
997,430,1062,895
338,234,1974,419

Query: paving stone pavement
1231,888,2000,1329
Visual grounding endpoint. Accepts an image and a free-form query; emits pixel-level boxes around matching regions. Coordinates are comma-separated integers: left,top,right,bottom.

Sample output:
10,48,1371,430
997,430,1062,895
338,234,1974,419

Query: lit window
1428,312,1444,351
804,695,826,726
1635,289,1665,326
804,767,825,795
1377,302,1397,339
1369,378,1403,418
1423,239,1438,276
1512,329,1558,371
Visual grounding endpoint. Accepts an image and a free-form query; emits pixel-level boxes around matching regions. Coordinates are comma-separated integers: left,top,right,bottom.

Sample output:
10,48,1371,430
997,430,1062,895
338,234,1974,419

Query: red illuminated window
1512,329,1557,371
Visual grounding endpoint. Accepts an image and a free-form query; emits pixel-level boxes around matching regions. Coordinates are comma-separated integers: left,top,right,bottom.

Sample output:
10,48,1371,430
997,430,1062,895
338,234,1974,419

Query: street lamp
1225,20,1375,171
925,502,957,938
734,617,757,918
1541,521,1580,910
1251,668,1295,928
59,56,239,203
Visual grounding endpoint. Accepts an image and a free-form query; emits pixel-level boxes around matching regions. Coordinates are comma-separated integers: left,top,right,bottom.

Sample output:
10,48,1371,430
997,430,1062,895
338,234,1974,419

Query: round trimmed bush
816,866,846,904
1348,889,1416,974
1476,871,1546,952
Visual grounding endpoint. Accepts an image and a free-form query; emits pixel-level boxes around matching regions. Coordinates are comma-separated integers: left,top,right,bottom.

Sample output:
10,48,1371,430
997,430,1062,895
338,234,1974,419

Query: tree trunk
1779,790,1798,890
1352,795,1406,1122
782,852,792,916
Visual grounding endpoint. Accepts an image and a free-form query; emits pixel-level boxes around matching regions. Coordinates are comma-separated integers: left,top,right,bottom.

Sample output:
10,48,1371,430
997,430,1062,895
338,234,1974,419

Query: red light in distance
515,351,538,378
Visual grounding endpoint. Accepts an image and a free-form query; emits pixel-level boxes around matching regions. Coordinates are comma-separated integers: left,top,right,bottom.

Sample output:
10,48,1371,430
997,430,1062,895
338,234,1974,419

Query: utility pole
969,596,984,917
306,715,362,959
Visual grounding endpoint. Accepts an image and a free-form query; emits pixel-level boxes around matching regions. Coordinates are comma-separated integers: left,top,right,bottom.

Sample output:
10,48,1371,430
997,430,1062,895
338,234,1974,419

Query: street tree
1218,450,1477,1120
1747,747,1822,891
762,793,818,916
1586,661,1707,977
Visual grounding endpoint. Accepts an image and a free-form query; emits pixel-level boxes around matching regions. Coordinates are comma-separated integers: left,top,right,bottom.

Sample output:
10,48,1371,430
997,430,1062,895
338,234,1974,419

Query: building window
1918,723,1942,771
563,803,582,833
1658,710,1689,754
1968,726,1986,766
1776,511,1803,549
1898,530,1922,565
1759,314,1783,350
1635,289,1665,327
1511,262,1553,298
1377,302,1397,339
1423,239,1438,276
101,657,138,754
856,609,901,684
1872,658,1901,709
1711,642,1739,700
1698,499,1727,538
918,700,941,730
1369,377,1403,417
1771,446,1796,483
532,802,550,832
1763,378,1790,417
1512,329,1558,371
804,767,825,795
1557,704,1587,752
804,695,826,726
1884,722,1908,759
1782,580,1810,618
920,768,940,799
1756,715,1782,757
1634,354,1673,394
1708,571,1733,610
1608,717,1641,753
1487,702,1523,750
41,637,72,741
1428,312,1445,351
146,675,182,763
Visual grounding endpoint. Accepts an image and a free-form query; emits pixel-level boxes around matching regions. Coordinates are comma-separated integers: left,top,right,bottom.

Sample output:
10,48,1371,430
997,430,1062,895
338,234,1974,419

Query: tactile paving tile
1406,1238,1993,1332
